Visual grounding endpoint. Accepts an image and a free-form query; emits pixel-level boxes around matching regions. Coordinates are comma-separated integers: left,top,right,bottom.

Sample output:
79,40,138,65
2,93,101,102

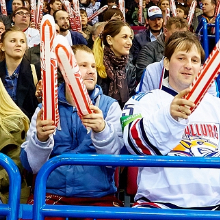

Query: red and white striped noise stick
30,0,36,28
0,0,7,16
138,0,143,24
187,0,197,28
36,0,43,30
170,0,177,17
185,40,220,112
63,0,77,31
88,5,108,22
54,35,92,117
211,0,220,33
40,15,59,126
164,8,170,25
72,0,82,31
118,0,125,21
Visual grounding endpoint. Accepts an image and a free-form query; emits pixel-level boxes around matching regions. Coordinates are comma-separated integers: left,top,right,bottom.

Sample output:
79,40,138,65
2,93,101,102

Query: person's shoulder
26,27,40,34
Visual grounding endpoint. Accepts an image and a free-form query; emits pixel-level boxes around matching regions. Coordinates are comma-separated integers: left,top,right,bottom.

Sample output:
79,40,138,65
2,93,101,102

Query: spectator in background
107,0,117,7
103,5,124,21
20,44,124,220
132,0,149,26
87,21,107,48
49,0,62,16
176,2,189,19
53,9,87,46
0,78,30,207
93,20,136,108
43,0,49,15
158,0,170,23
130,6,163,64
87,0,101,25
24,0,30,10
12,7,40,48
0,28,38,119
7,0,24,26
136,17,188,81
0,20,6,41
79,9,92,42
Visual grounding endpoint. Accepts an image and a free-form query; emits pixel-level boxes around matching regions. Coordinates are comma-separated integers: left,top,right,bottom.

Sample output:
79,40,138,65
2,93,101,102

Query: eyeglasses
15,11,31,17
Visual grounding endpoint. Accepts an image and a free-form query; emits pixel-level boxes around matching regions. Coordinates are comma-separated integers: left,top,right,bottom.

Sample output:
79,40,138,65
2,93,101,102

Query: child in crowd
176,2,189,19
79,9,92,42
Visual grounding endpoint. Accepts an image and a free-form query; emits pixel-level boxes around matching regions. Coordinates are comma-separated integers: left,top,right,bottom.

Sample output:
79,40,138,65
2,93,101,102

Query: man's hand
36,108,56,142
170,88,195,121
81,105,105,133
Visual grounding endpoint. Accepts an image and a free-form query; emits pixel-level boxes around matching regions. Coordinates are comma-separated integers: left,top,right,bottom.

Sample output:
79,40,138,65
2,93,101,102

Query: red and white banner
36,0,43,30
118,0,125,21
187,0,197,28
72,0,82,31
40,15,59,126
185,40,220,112
164,8,170,25
170,0,177,17
138,0,143,24
54,35,92,117
30,0,36,27
0,0,7,16
88,5,108,21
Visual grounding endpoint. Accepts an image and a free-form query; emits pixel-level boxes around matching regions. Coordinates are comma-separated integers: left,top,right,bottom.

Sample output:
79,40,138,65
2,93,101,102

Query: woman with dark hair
93,20,136,108
0,28,38,119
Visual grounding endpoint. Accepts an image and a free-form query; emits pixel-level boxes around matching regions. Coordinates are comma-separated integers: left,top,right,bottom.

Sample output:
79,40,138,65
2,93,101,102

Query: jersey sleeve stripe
139,119,162,155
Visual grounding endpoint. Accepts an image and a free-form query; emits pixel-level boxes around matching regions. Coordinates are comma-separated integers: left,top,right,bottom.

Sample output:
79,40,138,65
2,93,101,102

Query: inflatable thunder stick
118,0,125,21
187,0,197,28
0,0,7,16
40,15,59,126
185,40,220,112
170,0,177,17
36,0,44,30
54,35,92,117
211,0,220,33
30,0,36,27
138,0,143,24
164,8,170,25
72,0,82,31
63,0,77,31
88,5,108,21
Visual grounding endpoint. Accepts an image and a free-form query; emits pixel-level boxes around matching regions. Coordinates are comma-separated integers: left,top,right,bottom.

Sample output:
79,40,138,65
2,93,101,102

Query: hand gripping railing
33,154,220,220
0,153,21,220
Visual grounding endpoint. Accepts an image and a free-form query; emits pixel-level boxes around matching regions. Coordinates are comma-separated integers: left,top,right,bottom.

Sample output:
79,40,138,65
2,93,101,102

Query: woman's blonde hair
92,20,132,78
0,79,29,139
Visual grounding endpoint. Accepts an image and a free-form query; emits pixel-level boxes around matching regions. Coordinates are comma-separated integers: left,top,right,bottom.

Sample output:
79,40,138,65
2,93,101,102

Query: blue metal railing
33,154,220,220
0,153,21,220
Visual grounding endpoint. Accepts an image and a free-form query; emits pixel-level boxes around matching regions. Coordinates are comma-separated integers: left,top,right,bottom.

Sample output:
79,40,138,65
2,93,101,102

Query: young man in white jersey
122,31,220,210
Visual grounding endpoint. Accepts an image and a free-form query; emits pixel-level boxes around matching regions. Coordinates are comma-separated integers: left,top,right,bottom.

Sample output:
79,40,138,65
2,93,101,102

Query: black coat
0,57,38,120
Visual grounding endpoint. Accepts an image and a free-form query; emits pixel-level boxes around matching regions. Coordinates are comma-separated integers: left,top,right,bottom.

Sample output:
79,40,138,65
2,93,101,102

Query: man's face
55,11,70,32
202,0,215,15
13,9,30,27
74,50,97,91
148,17,163,32
164,24,188,42
12,0,23,11
50,0,62,12
164,44,201,92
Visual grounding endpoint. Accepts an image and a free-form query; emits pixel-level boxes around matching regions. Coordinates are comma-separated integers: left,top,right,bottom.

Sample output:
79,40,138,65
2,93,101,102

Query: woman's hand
170,88,195,121
35,80,42,103
36,108,56,142
81,105,105,133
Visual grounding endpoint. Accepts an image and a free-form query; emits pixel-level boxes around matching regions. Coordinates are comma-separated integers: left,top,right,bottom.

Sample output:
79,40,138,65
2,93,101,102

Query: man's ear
163,57,169,71
12,16,15,23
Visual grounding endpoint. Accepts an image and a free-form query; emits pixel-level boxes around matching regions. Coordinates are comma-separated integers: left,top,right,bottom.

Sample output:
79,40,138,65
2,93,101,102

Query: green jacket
132,7,147,26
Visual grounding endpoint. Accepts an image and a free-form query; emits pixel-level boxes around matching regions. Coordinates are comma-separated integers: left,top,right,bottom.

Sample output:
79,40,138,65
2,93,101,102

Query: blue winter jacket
20,83,123,198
